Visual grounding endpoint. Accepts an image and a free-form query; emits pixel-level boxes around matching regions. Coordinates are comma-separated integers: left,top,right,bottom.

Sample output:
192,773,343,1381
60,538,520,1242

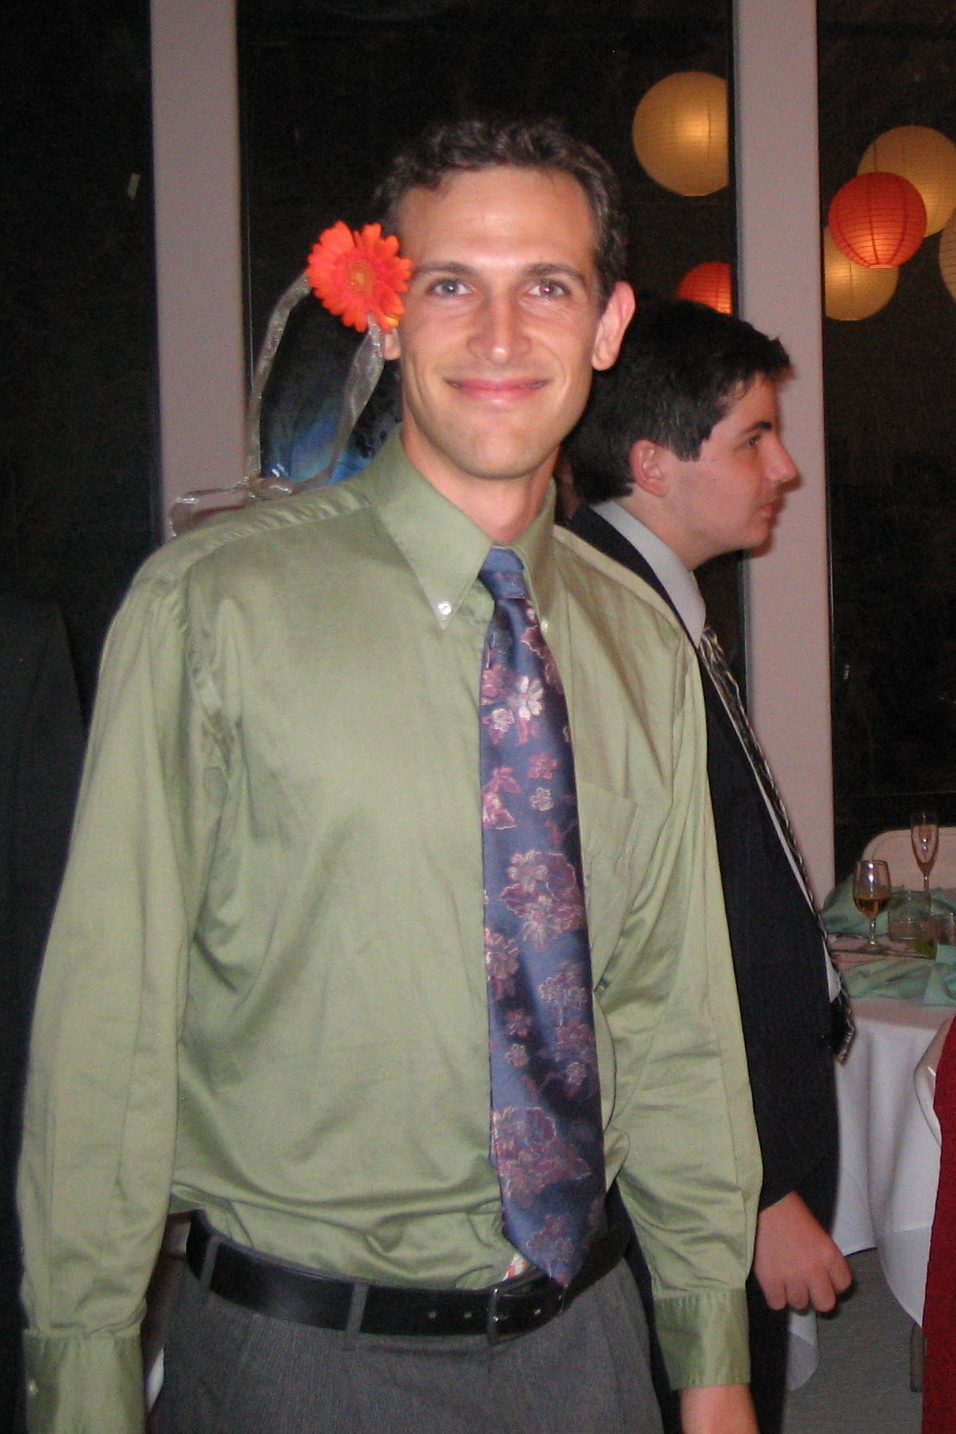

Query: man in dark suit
565,299,852,1434
0,593,84,1434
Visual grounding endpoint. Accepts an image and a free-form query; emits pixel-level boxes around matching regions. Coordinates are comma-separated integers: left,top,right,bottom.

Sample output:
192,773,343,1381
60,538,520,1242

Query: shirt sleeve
17,567,227,1434
600,647,761,1390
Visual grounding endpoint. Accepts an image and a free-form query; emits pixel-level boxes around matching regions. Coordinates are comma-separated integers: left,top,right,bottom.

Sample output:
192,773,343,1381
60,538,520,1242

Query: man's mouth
446,378,547,400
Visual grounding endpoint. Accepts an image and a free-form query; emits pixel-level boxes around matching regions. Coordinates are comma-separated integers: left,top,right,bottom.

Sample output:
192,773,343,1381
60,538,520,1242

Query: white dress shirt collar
591,501,707,645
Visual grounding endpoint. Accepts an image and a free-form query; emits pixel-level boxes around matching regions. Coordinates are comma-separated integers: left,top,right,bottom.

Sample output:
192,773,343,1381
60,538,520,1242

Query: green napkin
822,876,890,935
822,878,956,936
824,880,956,1004
840,945,956,1005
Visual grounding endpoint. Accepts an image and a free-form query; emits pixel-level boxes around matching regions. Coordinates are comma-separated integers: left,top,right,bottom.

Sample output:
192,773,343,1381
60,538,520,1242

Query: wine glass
911,810,939,892
853,859,892,952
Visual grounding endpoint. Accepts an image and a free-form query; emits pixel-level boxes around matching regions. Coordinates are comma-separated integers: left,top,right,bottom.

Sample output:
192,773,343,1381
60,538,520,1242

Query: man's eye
532,279,570,298
430,278,466,297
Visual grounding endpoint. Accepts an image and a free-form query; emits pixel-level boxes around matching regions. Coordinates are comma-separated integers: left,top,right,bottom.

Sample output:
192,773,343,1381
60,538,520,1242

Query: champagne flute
853,859,892,952
911,810,939,892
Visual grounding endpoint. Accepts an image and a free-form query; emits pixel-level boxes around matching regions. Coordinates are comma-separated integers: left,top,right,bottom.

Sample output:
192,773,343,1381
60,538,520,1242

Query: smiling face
383,165,633,532
627,375,798,570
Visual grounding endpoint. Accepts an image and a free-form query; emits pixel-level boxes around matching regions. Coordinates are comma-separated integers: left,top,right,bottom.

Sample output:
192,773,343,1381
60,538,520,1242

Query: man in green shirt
19,119,760,1434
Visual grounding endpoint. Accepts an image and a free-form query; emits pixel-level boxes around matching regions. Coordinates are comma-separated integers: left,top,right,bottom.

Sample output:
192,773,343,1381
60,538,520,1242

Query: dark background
4,0,956,881
1,1,157,714
239,0,732,349
818,3,956,873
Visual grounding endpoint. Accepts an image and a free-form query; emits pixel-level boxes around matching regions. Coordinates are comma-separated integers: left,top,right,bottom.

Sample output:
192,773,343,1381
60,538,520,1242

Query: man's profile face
383,165,632,506
648,375,797,569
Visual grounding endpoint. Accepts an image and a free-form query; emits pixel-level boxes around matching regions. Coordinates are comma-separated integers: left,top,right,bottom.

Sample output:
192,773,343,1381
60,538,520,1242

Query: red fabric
922,1021,956,1433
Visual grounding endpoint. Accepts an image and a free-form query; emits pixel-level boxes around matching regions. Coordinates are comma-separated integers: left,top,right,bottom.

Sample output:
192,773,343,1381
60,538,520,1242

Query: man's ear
591,283,636,371
383,323,402,361
629,439,670,497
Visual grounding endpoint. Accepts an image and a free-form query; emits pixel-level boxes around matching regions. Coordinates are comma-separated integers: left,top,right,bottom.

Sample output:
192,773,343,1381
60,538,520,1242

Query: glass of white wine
910,810,939,892
853,858,892,952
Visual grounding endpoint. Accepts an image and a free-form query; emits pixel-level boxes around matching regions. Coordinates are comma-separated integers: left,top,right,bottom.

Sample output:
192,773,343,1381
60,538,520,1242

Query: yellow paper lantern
858,125,956,236
822,228,898,320
632,72,729,197
940,207,956,304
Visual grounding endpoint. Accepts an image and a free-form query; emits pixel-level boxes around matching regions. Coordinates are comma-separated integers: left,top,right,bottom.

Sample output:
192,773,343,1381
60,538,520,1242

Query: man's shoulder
567,502,615,547
555,523,681,637
133,477,377,596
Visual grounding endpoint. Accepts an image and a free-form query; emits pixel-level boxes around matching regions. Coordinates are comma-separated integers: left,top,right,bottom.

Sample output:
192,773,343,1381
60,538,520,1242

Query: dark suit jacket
0,594,84,1432
569,505,837,1216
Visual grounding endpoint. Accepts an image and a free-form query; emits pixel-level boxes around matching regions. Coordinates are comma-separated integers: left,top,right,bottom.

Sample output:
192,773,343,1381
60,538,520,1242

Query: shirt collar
591,501,707,645
364,430,557,629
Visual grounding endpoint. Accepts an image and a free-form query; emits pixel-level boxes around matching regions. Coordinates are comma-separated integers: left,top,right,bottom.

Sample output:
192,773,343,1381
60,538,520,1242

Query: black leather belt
186,1208,628,1343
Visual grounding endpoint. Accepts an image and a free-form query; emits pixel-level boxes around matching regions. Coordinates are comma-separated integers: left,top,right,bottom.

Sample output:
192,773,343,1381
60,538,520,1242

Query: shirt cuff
653,1288,751,1389
24,1331,145,1434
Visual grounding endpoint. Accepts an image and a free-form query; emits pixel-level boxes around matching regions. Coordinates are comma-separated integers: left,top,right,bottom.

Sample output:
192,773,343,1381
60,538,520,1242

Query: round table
832,997,950,1322
788,996,951,1388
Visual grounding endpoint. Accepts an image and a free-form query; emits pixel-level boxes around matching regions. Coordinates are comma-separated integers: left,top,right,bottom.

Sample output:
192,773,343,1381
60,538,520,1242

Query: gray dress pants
157,1260,663,1434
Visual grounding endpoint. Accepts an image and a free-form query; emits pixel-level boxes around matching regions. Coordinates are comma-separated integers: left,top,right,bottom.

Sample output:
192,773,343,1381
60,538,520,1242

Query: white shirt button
540,618,549,635
26,1379,38,1398
436,601,452,617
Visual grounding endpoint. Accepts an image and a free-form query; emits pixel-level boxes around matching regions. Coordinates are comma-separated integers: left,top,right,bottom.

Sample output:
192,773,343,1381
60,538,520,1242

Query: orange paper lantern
858,125,956,236
828,172,926,268
676,261,733,314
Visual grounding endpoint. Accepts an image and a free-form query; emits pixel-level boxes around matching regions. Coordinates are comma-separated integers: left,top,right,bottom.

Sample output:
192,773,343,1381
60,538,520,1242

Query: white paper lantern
858,125,956,236
940,207,956,304
632,72,728,197
823,228,898,320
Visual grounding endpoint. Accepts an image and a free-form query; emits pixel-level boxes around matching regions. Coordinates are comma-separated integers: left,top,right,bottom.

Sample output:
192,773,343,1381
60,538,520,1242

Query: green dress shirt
19,433,759,1434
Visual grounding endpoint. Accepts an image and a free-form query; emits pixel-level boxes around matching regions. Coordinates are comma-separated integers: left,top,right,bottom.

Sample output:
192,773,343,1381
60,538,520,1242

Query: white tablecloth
788,996,951,1387
832,997,950,1321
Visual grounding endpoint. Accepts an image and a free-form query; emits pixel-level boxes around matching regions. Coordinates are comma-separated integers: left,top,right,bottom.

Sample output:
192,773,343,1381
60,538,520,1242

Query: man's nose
767,437,798,485
467,293,532,365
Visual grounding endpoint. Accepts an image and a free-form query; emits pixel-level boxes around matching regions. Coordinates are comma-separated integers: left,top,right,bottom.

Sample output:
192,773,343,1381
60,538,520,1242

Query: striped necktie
698,625,853,1059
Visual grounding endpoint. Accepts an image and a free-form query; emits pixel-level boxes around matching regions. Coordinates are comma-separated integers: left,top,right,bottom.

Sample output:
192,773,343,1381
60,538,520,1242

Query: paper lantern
632,72,728,197
676,261,733,314
858,125,956,236
822,228,898,320
828,172,926,268
940,207,956,304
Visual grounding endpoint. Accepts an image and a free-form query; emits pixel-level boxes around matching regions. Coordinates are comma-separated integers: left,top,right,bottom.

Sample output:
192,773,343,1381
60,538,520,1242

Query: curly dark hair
566,298,791,504
372,116,627,306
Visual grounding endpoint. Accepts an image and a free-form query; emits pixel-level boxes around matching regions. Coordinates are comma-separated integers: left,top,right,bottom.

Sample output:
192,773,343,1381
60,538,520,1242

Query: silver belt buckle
486,1274,564,1344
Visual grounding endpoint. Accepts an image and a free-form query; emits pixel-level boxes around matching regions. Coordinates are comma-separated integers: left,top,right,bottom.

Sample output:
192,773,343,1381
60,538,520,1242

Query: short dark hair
566,298,791,504
372,116,627,306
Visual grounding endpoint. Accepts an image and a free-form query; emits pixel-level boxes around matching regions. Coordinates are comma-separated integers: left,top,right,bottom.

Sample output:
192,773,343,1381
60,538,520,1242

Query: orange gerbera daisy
307,220,412,333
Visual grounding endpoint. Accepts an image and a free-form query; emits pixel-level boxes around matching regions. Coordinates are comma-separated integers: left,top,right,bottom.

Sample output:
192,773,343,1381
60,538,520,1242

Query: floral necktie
478,547,605,1287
